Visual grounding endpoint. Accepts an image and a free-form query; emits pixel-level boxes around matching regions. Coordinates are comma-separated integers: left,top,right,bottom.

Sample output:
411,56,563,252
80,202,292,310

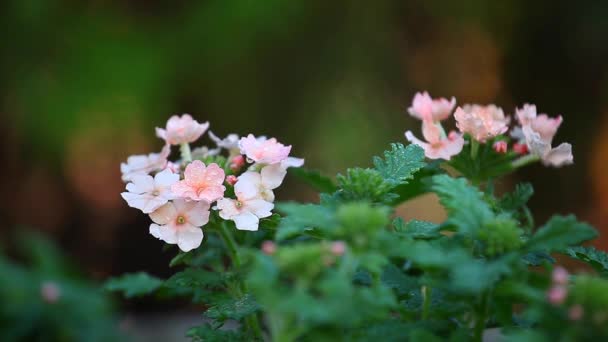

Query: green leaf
187,323,244,342
164,268,223,289
289,167,337,193
205,294,260,321
394,218,442,240
104,272,163,298
381,264,419,295
499,183,534,212
524,215,597,252
450,254,518,294
373,143,426,186
564,246,608,277
336,168,396,204
431,175,493,234
389,161,444,204
275,203,335,240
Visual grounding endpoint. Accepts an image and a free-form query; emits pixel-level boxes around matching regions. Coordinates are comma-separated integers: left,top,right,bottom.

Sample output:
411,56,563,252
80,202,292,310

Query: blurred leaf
289,168,337,193
104,272,163,298
522,251,555,266
564,246,608,277
499,183,534,212
205,294,260,321
524,215,597,252
187,323,244,342
450,254,518,294
381,264,418,295
394,218,442,240
164,268,223,289
373,143,425,186
275,203,335,240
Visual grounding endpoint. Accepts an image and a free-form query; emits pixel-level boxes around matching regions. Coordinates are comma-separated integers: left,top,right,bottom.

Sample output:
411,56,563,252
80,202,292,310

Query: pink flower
405,121,464,160
239,134,291,165
120,144,170,182
408,91,456,122
330,241,347,256
569,305,584,321
216,173,274,231
493,141,508,154
522,126,573,167
454,104,510,142
156,114,209,145
261,241,277,255
149,199,210,252
41,281,61,303
209,131,241,156
513,143,529,155
226,175,238,186
171,160,226,202
230,155,246,172
552,267,569,285
121,169,180,214
547,285,568,305
515,104,563,143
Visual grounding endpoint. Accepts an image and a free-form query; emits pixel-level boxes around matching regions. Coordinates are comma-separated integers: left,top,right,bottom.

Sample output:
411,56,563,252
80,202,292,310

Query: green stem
473,292,489,342
511,154,540,169
217,222,263,339
180,143,192,163
470,140,480,160
421,286,432,320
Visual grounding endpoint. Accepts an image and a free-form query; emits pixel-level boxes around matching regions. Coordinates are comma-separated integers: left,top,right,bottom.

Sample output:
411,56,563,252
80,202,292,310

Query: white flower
522,126,573,167
209,131,241,156
120,144,170,182
121,169,179,214
149,199,210,252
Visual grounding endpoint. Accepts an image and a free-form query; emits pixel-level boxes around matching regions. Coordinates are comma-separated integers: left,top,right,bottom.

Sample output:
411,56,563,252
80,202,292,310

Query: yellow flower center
176,216,186,224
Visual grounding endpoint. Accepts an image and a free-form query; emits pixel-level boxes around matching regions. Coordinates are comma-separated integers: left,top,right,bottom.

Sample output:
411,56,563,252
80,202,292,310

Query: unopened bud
547,285,567,305
513,143,529,155
41,281,61,303
330,241,347,256
230,155,246,172
552,266,569,285
261,240,276,255
226,175,238,186
569,304,584,321
493,141,508,154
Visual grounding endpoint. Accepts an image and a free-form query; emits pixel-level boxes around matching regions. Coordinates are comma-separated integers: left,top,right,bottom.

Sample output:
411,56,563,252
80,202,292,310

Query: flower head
493,141,508,154
405,121,464,160
522,126,573,167
239,134,291,165
209,131,241,156
515,104,563,143
149,199,209,252
454,104,510,142
121,169,180,213
156,114,209,145
120,144,170,182
408,91,456,122
172,160,226,202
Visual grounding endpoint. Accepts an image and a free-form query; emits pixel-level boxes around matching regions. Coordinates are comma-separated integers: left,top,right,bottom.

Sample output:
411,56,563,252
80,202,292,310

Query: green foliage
372,143,425,186
104,272,163,298
288,167,337,193
477,218,524,256
336,168,397,203
564,246,608,277
393,218,442,240
524,215,597,252
187,323,244,342
205,294,260,321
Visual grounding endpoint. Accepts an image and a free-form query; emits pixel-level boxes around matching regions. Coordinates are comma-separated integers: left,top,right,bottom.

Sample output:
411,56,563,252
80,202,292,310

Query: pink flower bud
41,281,61,303
226,175,238,186
569,304,584,321
262,241,276,255
552,266,569,285
230,155,246,172
513,143,529,155
547,285,567,305
330,241,347,256
493,141,508,154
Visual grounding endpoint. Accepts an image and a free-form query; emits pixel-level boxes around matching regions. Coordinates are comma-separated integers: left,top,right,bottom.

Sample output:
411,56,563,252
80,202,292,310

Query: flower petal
149,202,177,225
233,212,260,231
176,224,204,252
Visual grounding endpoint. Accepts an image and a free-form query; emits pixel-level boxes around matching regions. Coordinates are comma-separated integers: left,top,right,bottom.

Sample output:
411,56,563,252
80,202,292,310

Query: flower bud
261,240,276,255
513,143,529,155
330,241,347,256
547,285,567,305
493,141,508,154
569,304,584,321
552,266,569,285
226,175,238,186
230,155,246,172
41,281,61,303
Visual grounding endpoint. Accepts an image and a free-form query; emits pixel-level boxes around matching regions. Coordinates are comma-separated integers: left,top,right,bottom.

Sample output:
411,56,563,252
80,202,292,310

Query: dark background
2,0,608,317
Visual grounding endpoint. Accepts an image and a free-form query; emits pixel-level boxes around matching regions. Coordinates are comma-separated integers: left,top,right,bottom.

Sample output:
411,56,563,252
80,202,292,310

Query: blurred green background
2,0,608,338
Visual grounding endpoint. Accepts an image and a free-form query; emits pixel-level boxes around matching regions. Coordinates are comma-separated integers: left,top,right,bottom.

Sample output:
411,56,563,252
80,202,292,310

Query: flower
230,155,246,172
216,173,275,231
522,126,573,167
261,241,277,255
330,241,347,256
407,91,456,121
513,143,529,155
493,141,508,154
454,104,509,142
552,267,569,285
120,144,170,182
209,131,241,156
226,175,238,186
149,199,210,252
41,281,61,303
239,134,291,165
569,305,584,321
191,146,220,160
171,160,226,202
121,169,180,214
405,121,464,160
156,114,209,145
514,104,563,143
547,285,568,305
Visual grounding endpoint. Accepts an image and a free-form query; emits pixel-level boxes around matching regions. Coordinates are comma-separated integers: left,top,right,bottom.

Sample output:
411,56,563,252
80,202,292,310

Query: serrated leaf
275,203,335,240
205,294,260,321
104,272,163,298
289,167,337,193
564,246,608,277
373,143,426,186
522,251,555,266
450,254,518,294
164,268,223,290
431,175,493,234
336,168,397,204
499,183,534,212
524,215,597,252
389,161,444,204
394,218,442,240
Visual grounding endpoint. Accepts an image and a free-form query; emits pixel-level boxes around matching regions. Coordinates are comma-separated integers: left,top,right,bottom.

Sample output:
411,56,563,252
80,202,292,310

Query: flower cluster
120,114,302,252
405,91,573,167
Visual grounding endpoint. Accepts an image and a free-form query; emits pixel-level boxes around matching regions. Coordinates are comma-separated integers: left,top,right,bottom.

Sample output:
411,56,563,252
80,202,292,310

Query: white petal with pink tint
408,91,456,122
172,160,226,202
156,114,209,145
121,169,179,214
121,144,171,182
454,105,509,142
239,134,291,165
148,200,209,252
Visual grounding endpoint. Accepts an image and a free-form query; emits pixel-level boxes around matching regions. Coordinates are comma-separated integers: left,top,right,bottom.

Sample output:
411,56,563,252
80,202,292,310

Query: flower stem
180,143,192,163
470,140,480,160
217,222,263,339
511,154,540,169
421,286,432,320
473,292,489,342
